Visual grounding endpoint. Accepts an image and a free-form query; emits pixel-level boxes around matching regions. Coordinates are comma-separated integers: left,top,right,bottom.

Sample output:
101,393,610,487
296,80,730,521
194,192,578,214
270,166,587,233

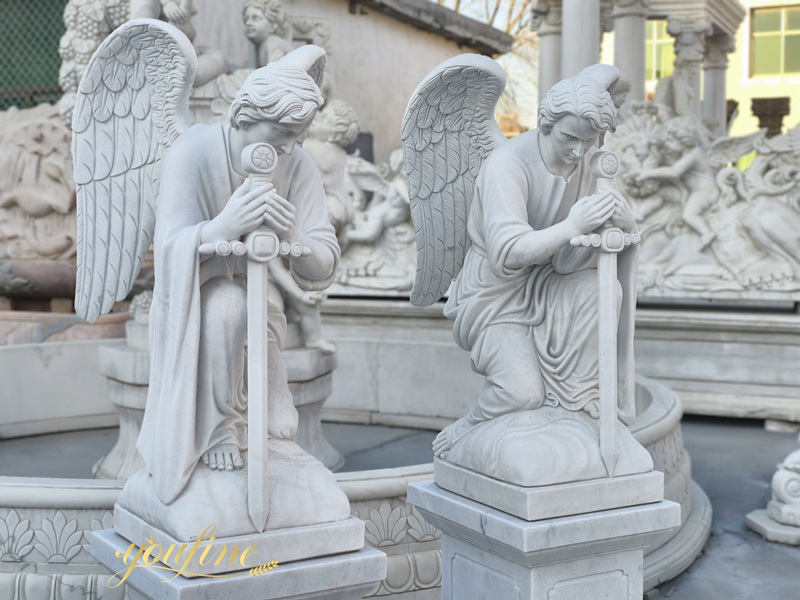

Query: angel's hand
205,179,268,242
566,192,616,235
162,0,187,21
262,190,298,240
298,291,324,306
608,193,636,231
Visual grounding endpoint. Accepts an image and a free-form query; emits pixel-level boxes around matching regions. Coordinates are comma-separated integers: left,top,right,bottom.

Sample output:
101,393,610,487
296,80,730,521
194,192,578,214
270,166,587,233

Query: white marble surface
91,528,387,600
408,481,680,553
745,509,800,546
0,339,114,439
408,481,680,600
114,505,366,576
434,459,663,521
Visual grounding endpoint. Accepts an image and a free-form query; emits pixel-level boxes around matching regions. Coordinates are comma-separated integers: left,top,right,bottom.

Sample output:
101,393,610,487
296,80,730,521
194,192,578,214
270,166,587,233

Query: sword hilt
570,228,639,252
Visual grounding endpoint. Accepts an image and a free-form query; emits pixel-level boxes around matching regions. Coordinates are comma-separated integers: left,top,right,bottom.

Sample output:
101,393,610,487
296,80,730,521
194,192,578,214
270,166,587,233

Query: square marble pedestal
92,529,387,600
408,481,680,600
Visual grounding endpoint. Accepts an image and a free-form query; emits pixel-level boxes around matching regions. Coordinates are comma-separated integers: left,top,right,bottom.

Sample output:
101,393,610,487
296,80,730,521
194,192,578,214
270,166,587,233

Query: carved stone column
561,0,600,77
666,17,712,120
613,0,649,103
752,97,791,137
532,0,562,96
703,32,735,136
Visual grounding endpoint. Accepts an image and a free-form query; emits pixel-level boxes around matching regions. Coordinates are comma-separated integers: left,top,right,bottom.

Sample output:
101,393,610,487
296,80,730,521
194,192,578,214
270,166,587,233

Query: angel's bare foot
202,444,244,471
306,337,336,355
433,419,469,458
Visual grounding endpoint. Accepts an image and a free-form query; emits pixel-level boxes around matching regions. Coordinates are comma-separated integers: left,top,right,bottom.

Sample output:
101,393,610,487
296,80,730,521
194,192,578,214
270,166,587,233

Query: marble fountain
0,301,711,599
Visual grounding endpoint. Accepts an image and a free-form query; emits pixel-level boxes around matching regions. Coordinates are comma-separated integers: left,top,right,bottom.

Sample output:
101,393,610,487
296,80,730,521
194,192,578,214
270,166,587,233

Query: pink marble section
0,311,129,345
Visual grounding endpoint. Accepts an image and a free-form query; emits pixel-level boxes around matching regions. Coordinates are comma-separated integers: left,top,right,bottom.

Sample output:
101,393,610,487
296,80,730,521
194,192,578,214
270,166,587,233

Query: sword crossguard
198,240,247,257
244,229,311,263
570,228,639,253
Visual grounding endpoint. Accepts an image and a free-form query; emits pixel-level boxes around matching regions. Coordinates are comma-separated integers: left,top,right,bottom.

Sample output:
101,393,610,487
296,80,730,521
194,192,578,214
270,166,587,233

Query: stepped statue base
409,481,680,600
92,529,386,600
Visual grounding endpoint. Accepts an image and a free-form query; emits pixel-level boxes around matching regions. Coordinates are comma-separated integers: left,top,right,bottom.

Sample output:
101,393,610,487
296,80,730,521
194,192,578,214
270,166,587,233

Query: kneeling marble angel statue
74,19,350,538
403,58,653,486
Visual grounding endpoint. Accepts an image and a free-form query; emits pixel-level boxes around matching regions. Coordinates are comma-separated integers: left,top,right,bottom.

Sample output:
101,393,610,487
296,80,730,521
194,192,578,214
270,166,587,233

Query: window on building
644,20,675,98
751,6,800,76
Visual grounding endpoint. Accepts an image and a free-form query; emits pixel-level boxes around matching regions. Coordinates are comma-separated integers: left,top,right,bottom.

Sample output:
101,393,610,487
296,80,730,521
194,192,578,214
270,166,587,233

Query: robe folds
444,130,638,425
138,123,339,504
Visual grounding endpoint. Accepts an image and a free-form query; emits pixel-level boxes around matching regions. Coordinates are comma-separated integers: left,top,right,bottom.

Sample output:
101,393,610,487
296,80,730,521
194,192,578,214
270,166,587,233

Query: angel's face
549,115,601,165
244,120,310,155
309,109,334,142
244,7,270,44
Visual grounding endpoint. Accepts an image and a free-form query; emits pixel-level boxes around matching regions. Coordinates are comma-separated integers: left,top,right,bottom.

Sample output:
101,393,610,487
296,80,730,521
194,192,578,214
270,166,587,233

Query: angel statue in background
73,19,350,538
404,58,650,485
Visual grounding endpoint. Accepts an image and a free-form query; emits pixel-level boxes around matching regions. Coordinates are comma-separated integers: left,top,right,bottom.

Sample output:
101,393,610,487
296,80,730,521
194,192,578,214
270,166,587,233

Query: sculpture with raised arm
403,57,651,486
73,19,349,540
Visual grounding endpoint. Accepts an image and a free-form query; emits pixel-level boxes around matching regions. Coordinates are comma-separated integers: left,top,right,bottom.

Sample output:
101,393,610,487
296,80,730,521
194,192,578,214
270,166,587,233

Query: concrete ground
1,416,799,598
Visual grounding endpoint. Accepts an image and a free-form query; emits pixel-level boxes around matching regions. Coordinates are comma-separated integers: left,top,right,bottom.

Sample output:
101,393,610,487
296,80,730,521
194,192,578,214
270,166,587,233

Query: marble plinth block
434,459,664,521
113,505,366,576
91,529,387,600
408,481,680,600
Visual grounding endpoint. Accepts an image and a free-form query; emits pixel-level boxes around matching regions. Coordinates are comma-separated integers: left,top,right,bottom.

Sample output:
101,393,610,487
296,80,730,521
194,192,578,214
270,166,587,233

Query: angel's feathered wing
707,128,768,168
72,19,196,323
347,154,388,195
401,54,506,307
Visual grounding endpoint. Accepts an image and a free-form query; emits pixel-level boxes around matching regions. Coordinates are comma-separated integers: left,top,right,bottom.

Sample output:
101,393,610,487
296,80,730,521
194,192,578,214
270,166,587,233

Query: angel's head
243,0,288,44
309,99,359,147
664,117,700,151
229,62,323,154
538,75,617,166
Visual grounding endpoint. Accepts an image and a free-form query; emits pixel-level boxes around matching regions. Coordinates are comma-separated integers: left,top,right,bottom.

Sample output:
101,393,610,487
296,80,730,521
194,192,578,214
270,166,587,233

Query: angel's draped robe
138,123,339,504
443,130,638,441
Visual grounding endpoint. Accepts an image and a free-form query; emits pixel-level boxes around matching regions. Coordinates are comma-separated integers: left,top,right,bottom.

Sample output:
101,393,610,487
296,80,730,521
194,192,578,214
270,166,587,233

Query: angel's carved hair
243,0,288,35
326,99,359,147
664,116,703,148
538,77,617,135
229,63,323,129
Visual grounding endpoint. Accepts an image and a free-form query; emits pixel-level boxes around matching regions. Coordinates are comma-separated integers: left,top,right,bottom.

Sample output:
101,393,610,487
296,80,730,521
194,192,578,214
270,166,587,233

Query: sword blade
597,251,618,478
247,258,270,532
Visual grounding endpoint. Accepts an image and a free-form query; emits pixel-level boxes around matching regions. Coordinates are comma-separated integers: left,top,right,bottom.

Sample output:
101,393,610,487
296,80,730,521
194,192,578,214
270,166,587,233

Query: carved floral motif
34,512,84,564
364,501,407,547
0,511,34,562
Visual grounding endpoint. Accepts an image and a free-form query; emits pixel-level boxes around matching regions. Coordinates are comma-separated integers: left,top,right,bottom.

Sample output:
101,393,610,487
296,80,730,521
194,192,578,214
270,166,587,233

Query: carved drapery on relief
291,18,331,49
607,100,800,301
190,14,333,124
328,150,416,296
0,104,77,262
